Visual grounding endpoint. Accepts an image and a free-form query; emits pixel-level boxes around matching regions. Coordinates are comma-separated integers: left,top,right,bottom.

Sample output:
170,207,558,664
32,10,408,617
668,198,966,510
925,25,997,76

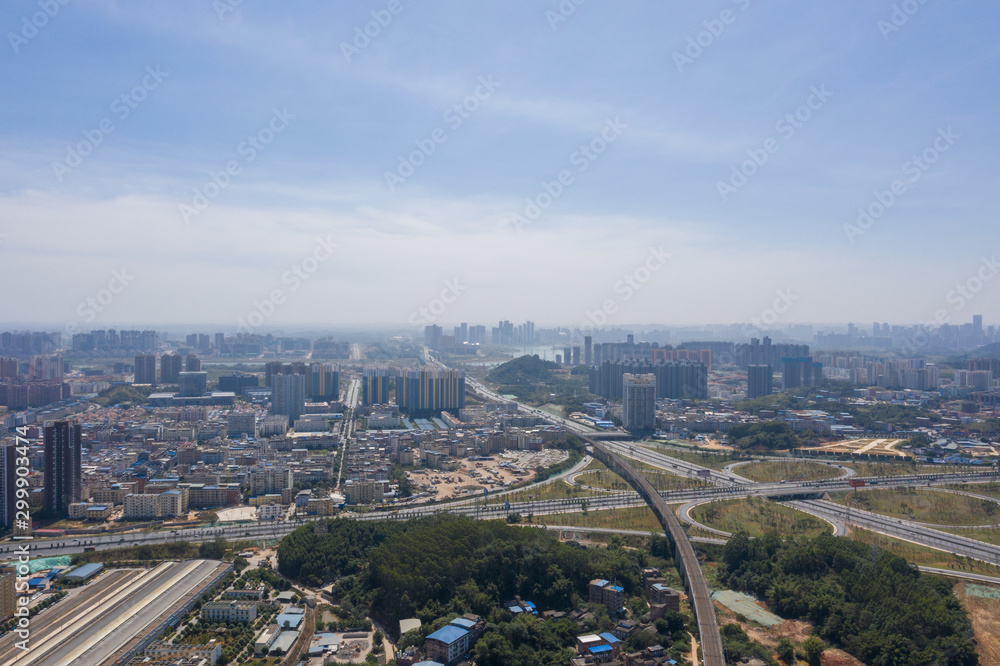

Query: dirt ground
715,599,860,665
821,649,865,666
955,582,1000,665
407,450,568,502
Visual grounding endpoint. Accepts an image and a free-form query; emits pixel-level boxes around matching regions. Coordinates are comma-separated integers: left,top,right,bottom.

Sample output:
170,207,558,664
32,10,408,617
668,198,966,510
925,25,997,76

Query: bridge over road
587,439,726,666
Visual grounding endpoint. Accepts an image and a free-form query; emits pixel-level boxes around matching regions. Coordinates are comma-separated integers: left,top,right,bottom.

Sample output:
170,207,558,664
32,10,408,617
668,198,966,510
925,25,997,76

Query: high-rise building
29,354,63,381
622,373,656,432
589,360,707,400
0,357,18,379
185,353,201,372
469,325,487,345
563,347,571,366
161,353,183,384
572,346,581,366
264,361,284,388
969,358,1000,380
134,353,157,384
362,367,391,405
271,373,305,424
0,444,17,529
973,315,983,340
396,369,465,414
215,332,227,354
424,325,443,350
308,363,340,400
44,420,82,518
781,357,823,390
747,365,773,399
218,373,259,394
584,335,592,365
178,371,208,397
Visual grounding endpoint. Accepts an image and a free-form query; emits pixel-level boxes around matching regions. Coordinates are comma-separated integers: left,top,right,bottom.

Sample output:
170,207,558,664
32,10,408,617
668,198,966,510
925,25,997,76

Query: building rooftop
426,625,469,645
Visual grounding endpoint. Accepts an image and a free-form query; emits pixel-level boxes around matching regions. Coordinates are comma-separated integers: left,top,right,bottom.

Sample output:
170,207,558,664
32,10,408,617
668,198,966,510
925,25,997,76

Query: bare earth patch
954,582,1000,665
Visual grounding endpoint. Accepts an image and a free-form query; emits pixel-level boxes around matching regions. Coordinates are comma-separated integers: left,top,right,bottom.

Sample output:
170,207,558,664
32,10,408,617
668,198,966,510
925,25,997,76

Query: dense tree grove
278,519,410,587
279,516,674,632
726,421,801,451
278,516,706,664
721,532,978,666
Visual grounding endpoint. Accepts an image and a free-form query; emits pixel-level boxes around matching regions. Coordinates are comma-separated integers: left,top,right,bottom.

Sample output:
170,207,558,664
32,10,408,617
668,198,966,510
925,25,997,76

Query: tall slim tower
271,374,305,425
584,335,593,365
134,353,157,384
44,421,82,518
622,373,656,432
747,365,773,399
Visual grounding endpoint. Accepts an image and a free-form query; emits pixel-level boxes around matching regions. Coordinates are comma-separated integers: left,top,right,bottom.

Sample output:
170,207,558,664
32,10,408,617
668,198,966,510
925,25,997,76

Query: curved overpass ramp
588,439,725,666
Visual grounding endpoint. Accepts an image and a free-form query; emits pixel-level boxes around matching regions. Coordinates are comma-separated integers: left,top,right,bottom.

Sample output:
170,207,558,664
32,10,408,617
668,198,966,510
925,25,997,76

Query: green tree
777,637,795,663
803,636,825,666
199,538,226,560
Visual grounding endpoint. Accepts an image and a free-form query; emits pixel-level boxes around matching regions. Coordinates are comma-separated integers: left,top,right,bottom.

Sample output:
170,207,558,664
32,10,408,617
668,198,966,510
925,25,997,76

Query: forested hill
487,354,559,385
721,532,978,665
278,515,667,628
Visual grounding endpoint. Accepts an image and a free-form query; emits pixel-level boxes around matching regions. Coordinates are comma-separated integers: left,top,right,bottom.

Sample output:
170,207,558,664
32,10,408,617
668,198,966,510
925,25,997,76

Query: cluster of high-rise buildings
264,363,341,425
70,329,157,352
361,367,466,415
424,324,488,351
0,420,82,530
589,360,709,401
0,354,71,411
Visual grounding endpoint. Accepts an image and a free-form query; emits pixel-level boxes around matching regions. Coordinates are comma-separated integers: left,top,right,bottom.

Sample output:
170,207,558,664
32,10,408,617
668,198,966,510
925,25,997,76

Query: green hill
486,354,559,385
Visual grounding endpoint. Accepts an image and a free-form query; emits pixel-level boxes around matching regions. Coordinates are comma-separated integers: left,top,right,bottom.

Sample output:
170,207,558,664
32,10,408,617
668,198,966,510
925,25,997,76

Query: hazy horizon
3,2,999,331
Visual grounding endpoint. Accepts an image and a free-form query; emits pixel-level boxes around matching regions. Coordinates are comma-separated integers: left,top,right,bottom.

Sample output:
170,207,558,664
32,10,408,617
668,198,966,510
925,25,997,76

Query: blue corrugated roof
276,613,303,628
599,632,621,644
591,645,612,654
427,625,469,645
450,617,476,628
610,585,624,592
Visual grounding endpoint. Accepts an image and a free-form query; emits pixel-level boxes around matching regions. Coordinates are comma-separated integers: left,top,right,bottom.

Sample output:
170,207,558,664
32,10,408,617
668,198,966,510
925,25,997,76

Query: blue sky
1,1,998,334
